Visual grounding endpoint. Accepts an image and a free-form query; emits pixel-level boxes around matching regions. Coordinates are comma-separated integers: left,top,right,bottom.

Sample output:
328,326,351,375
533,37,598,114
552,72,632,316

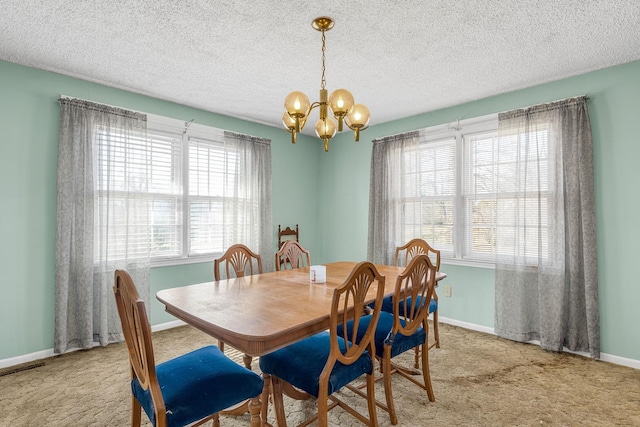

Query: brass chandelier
282,17,370,152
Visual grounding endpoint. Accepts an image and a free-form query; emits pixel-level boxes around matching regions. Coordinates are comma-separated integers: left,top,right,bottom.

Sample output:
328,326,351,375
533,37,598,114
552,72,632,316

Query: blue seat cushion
380,295,437,315
337,313,426,358
131,345,263,427
258,330,373,398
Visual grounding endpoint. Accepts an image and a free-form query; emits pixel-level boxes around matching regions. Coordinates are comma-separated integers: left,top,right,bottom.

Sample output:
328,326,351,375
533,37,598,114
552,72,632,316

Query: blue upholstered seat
114,269,264,427
132,345,264,427
337,312,426,358
258,261,386,427
346,255,437,425
258,331,373,398
381,295,438,316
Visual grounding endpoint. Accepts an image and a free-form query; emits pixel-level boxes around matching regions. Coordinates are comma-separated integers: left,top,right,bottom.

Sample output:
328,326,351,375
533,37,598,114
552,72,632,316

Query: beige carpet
1,323,639,426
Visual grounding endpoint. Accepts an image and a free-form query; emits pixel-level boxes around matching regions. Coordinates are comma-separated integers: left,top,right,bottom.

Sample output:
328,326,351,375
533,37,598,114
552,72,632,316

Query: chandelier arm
343,122,369,132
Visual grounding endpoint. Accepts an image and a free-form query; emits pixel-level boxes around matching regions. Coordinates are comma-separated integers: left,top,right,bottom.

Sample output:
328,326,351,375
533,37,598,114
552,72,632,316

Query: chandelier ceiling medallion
282,17,370,152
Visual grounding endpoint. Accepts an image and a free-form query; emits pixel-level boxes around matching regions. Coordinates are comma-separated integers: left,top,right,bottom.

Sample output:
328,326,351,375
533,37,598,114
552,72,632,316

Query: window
95,114,271,264
463,127,550,263
400,136,456,255
386,113,552,266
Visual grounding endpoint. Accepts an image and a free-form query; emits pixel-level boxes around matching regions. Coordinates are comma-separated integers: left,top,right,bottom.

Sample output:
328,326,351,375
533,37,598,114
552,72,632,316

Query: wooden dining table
156,261,446,425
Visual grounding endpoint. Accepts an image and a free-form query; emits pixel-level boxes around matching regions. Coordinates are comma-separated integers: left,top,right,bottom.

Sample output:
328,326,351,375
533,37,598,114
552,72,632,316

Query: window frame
399,113,554,268
100,113,259,267
407,114,500,268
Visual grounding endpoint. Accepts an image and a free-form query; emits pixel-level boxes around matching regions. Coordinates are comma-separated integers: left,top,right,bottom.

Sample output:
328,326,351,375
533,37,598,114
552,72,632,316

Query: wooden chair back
380,254,437,423
275,240,311,271
113,269,166,425
329,261,385,366
277,224,299,248
394,238,441,271
391,254,437,334
394,238,442,357
214,244,263,281
320,261,385,426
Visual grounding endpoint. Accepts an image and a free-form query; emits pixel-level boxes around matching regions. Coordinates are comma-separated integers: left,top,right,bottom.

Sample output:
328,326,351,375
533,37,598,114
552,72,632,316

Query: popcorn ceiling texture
1,1,639,131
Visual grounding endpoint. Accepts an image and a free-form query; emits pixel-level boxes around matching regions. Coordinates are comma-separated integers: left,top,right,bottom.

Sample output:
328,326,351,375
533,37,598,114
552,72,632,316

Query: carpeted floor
1,323,639,426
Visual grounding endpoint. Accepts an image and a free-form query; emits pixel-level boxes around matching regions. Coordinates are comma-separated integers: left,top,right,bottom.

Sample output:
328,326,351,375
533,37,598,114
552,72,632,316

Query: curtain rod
57,95,148,119
58,95,197,131
497,94,590,115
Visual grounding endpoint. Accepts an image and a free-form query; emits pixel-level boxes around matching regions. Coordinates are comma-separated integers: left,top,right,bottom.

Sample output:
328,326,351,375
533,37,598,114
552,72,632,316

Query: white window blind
377,113,555,267
94,127,147,262
402,137,456,255
462,126,550,263
188,136,240,255
94,113,268,264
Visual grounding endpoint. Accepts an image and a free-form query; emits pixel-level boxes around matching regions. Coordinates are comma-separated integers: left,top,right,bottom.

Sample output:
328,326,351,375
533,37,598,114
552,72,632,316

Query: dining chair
341,254,437,425
214,243,263,281
277,224,299,248
214,243,263,369
113,269,264,427
274,240,311,271
388,238,441,367
259,261,386,427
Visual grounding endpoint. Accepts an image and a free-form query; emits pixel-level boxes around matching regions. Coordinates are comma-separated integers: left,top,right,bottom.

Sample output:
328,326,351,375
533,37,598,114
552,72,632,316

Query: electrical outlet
444,286,452,297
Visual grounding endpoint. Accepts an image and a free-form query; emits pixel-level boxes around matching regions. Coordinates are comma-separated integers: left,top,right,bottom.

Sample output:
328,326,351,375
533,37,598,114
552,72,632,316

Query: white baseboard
438,316,640,370
0,349,56,370
0,320,186,370
2,318,639,371
151,319,186,332
439,316,496,335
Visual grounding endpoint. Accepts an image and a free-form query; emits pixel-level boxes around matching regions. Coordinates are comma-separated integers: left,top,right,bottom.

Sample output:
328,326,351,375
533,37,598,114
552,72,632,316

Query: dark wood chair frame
277,224,299,248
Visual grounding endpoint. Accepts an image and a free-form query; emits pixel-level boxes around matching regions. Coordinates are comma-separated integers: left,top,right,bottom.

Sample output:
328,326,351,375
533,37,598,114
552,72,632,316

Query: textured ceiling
2,0,640,134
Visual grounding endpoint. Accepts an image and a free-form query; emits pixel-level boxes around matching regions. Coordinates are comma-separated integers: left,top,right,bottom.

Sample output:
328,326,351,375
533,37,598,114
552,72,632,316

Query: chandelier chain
320,30,326,90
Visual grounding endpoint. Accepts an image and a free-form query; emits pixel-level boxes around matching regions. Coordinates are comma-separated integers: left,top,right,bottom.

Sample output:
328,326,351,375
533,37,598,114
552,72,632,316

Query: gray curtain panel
55,98,149,354
223,131,274,272
368,131,420,264
494,96,600,359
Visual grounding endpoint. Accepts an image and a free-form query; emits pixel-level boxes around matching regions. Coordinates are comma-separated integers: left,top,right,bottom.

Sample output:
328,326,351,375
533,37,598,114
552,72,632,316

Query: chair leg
433,309,440,349
218,340,225,352
271,376,288,427
317,384,329,427
413,347,420,369
131,396,142,427
261,373,271,424
212,413,220,427
420,344,436,402
365,367,380,426
248,396,262,427
382,350,399,425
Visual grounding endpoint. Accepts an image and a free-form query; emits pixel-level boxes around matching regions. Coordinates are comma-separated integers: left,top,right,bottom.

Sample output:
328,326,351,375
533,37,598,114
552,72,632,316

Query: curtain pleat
494,96,600,359
368,131,420,264
223,131,274,272
55,98,149,354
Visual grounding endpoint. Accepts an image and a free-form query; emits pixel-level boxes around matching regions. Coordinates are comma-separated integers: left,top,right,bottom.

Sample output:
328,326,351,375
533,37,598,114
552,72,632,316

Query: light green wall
0,59,322,359
319,60,640,361
2,58,640,362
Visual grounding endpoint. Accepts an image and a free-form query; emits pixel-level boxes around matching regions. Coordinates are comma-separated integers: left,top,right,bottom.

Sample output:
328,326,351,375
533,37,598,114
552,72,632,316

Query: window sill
441,258,495,269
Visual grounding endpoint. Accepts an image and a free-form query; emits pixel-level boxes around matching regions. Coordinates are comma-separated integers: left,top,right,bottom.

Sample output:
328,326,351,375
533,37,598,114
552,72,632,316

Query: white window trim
418,113,498,267
145,114,255,267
